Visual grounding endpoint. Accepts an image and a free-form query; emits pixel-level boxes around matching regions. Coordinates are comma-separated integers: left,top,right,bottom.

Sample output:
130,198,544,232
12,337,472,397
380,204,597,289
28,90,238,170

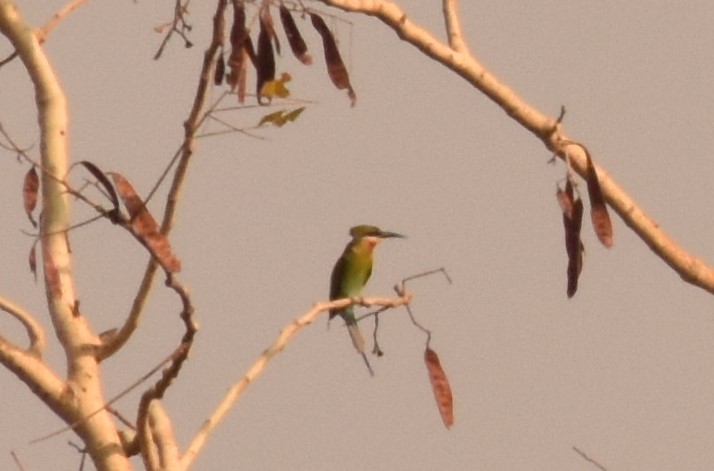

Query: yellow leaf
259,110,288,127
260,72,292,99
258,107,305,127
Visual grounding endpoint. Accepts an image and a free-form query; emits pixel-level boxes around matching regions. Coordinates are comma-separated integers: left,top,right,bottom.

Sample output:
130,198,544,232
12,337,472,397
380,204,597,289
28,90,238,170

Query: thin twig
108,406,136,430
202,114,266,139
395,267,452,347
154,0,194,60
10,450,26,471
572,445,608,471
442,0,470,54
68,441,88,471
144,91,230,205
36,0,93,43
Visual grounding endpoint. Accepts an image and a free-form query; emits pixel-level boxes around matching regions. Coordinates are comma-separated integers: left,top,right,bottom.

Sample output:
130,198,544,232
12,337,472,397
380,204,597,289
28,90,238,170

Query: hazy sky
3,1,714,470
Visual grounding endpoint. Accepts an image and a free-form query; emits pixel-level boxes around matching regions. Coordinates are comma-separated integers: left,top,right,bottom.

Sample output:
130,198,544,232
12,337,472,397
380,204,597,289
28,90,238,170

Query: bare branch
0,337,66,421
0,296,46,355
0,0,92,67
36,0,94,43
136,273,197,467
441,0,469,54
315,0,714,295
1,3,130,468
180,293,411,470
147,401,180,471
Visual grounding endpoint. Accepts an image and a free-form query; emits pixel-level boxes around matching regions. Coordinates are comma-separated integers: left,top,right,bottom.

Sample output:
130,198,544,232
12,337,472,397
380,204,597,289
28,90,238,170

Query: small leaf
310,13,356,106
283,106,305,122
424,347,454,429
256,11,276,104
259,110,285,127
258,106,305,127
214,51,225,86
260,72,292,99
109,172,182,273
23,166,39,227
279,4,312,65
584,149,613,248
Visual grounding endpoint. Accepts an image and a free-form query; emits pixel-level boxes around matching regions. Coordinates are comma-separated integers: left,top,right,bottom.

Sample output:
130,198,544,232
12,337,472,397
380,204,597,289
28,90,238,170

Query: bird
329,224,405,376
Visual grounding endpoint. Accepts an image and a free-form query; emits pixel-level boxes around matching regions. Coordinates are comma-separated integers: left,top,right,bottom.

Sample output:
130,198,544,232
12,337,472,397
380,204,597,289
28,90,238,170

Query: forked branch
0,297,46,355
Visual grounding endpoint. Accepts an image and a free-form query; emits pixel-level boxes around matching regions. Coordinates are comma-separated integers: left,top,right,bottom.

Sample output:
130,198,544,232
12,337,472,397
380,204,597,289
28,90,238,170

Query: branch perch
180,293,411,470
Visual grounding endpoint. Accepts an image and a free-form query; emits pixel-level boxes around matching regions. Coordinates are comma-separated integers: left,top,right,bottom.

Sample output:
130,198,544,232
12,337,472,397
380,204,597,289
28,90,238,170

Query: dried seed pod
256,11,276,104
583,148,613,248
279,4,312,65
559,179,585,298
23,166,39,227
424,347,454,429
310,13,356,106
214,51,225,86
109,172,182,273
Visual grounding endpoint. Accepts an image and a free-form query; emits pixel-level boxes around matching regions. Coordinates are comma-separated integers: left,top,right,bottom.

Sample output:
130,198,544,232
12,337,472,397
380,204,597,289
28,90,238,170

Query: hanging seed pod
279,4,312,65
310,13,356,106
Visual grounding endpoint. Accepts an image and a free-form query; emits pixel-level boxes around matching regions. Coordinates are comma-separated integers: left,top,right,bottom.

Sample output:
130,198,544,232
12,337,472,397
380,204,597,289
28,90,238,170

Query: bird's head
349,225,406,251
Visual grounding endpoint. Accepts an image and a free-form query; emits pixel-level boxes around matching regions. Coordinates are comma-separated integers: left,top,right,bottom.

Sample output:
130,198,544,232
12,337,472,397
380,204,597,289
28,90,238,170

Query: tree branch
0,0,92,66
315,0,714,295
146,401,180,471
180,293,412,470
441,0,469,54
0,296,46,355
35,0,93,43
1,2,130,469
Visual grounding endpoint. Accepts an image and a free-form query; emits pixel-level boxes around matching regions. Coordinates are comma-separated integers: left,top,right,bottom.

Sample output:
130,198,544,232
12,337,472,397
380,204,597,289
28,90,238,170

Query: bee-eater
330,224,405,376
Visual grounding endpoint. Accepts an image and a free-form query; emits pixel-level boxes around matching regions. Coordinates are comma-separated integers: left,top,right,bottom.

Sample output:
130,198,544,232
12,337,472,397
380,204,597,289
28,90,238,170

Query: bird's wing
329,254,347,319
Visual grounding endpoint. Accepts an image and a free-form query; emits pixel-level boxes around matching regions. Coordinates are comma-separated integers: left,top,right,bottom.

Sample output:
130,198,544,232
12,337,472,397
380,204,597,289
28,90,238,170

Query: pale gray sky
3,1,714,470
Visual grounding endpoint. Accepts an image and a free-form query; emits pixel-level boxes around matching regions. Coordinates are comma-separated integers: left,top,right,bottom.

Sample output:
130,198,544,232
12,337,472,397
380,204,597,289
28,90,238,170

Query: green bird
330,224,405,376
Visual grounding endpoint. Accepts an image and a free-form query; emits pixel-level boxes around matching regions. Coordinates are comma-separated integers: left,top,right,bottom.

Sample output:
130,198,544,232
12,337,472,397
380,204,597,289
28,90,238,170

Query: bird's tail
346,323,374,377
346,323,365,353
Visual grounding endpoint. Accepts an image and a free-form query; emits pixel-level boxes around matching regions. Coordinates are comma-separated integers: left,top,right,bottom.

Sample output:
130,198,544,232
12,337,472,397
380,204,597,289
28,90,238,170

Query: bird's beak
378,230,406,239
